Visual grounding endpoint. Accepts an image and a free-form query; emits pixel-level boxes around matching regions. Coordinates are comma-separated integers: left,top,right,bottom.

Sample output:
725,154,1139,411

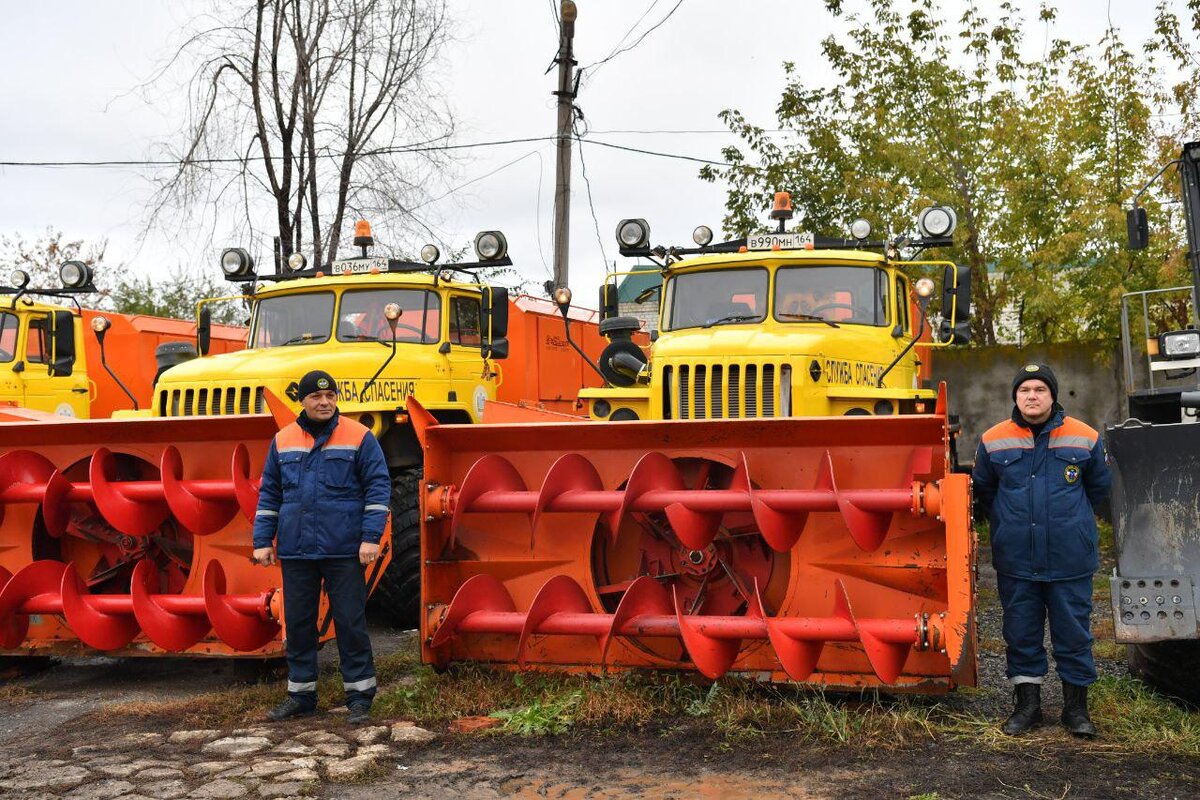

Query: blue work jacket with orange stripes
971,406,1111,581
252,411,392,559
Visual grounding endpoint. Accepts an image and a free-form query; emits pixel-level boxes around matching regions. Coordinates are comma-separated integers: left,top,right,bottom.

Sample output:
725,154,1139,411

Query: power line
573,120,609,269
582,0,687,76
578,136,733,166
0,136,558,169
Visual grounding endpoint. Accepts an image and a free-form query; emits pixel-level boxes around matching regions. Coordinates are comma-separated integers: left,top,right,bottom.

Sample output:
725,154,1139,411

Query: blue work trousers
997,573,1096,686
280,557,377,709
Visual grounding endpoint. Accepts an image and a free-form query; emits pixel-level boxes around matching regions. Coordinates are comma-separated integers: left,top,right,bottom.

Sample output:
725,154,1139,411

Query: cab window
449,296,482,346
0,312,16,363
338,289,441,344
665,268,768,331
894,275,911,335
252,292,334,348
774,265,889,326
26,315,49,363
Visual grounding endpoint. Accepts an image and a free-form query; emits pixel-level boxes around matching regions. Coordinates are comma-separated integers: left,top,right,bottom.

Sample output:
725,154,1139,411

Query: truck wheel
1128,641,1200,706
367,467,422,629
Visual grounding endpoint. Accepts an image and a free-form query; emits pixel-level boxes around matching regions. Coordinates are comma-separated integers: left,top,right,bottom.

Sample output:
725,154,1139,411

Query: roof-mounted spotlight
850,218,872,241
286,252,307,272
917,205,957,238
9,269,30,289
420,244,440,265
220,248,254,278
616,218,650,250
692,225,714,247
59,260,93,289
474,230,508,261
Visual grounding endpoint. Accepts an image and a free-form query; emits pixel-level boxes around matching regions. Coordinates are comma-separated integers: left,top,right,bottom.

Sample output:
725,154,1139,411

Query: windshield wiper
280,333,322,346
701,314,759,329
777,312,840,328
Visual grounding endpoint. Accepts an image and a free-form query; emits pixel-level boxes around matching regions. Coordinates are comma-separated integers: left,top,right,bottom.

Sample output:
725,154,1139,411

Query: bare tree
147,0,452,266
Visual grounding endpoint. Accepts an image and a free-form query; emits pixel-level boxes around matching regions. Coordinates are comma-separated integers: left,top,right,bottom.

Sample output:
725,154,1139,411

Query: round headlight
59,260,91,289
692,225,714,247
420,244,440,265
616,218,650,249
90,316,111,333
915,277,936,298
918,205,957,238
474,230,508,261
553,286,573,307
287,252,307,272
9,269,30,289
384,302,402,321
221,248,253,277
850,218,872,240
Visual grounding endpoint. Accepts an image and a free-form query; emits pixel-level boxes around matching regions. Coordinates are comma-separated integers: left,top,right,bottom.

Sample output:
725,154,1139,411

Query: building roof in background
616,263,663,303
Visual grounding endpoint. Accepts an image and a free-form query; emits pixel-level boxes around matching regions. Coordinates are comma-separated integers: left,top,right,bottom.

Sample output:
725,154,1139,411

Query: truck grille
158,385,266,417
662,362,791,419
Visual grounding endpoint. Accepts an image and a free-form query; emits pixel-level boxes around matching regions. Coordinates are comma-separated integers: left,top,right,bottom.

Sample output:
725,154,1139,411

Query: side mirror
599,282,619,321
1126,207,1149,250
939,264,972,345
198,306,212,356
487,337,509,360
49,310,76,377
481,286,509,358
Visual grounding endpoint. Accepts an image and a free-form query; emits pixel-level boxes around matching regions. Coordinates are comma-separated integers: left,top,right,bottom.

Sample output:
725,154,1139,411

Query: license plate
746,231,814,251
332,257,389,274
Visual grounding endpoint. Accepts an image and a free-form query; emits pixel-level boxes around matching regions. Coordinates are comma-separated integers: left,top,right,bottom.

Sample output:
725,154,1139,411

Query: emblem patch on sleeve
1064,464,1080,484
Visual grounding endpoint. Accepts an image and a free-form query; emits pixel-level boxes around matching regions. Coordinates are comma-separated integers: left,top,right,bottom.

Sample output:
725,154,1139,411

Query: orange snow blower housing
416,199,979,691
0,229,619,658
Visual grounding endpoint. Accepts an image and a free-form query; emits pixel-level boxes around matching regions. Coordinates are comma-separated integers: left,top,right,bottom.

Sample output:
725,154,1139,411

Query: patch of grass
0,683,35,702
1090,675,1200,757
490,687,582,735
907,793,941,800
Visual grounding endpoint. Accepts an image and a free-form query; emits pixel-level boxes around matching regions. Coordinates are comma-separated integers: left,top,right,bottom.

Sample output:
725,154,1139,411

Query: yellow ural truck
150,224,608,627
579,193,972,427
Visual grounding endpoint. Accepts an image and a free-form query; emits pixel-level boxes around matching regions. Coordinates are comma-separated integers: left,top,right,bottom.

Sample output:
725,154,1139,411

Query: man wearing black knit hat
252,369,391,725
972,363,1111,738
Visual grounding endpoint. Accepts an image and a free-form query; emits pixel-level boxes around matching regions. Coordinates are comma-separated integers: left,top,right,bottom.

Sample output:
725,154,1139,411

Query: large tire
366,467,422,629
1128,640,1200,706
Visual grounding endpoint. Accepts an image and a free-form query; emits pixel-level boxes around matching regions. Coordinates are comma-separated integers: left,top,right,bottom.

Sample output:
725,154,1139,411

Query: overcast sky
0,1,1167,304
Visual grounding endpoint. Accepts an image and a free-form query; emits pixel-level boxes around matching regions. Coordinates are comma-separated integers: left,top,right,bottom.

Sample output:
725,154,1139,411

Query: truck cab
0,297,88,417
581,196,972,423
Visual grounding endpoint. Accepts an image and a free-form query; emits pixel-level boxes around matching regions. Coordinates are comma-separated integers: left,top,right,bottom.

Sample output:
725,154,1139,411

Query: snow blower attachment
0,403,390,657
413,388,975,691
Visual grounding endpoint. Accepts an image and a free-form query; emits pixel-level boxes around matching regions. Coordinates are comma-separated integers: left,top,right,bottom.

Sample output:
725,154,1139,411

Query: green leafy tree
107,268,247,326
0,229,108,307
701,0,1181,345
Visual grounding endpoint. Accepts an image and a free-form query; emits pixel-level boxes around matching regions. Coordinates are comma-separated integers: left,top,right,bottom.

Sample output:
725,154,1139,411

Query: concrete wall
931,341,1125,456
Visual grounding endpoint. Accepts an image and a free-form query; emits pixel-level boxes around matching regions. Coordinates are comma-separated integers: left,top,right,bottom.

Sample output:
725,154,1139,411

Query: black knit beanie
298,370,338,400
1011,363,1058,403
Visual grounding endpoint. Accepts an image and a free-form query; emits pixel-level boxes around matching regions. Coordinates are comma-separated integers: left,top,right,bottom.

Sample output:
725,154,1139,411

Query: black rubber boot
1061,681,1098,738
267,697,315,722
1001,682,1043,735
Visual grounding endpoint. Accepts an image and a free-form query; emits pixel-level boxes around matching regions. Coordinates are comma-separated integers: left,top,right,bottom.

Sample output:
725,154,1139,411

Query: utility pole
551,0,577,292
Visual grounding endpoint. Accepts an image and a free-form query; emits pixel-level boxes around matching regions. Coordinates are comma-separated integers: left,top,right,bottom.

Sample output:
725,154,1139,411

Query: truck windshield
338,289,441,344
665,268,768,331
774,265,889,326
252,292,334,347
0,312,15,362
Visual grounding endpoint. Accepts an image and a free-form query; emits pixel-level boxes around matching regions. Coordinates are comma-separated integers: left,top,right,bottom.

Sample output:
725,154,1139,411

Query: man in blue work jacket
972,363,1111,738
252,369,392,725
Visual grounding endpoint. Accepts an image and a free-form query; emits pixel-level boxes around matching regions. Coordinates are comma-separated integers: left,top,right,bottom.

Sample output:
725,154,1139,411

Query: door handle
71,388,89,393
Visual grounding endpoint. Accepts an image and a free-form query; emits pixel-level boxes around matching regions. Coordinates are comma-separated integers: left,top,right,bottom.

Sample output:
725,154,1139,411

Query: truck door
0,311,20,407
17,312,88,417
446,293,491,421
